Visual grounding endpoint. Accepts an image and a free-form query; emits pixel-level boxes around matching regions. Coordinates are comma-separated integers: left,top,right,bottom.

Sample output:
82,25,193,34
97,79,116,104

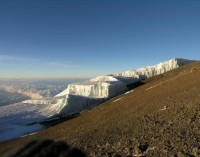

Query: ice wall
113,58,194,84
56,76,128,115
56,76,128,98
57,58,194,116
59,94,106,115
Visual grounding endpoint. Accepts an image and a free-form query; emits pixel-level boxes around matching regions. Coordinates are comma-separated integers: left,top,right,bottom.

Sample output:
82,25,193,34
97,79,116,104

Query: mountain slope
0,58,192,143
0,61,200,156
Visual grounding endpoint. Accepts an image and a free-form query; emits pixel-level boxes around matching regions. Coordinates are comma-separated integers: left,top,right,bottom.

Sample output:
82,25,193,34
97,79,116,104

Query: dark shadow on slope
139,143,149,152
5,139,87,157
40,113,80,128
127,81,146,90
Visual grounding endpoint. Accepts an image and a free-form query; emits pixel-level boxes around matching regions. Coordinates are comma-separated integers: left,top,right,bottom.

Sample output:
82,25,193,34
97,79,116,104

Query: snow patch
0,122,43,142
125,90,135,95
160,106,168,111
0,98,62,142
145,82,163,91
112,97,123,103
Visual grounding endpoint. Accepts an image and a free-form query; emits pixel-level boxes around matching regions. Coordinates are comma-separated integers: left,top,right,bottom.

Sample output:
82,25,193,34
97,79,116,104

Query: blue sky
0,0,200,78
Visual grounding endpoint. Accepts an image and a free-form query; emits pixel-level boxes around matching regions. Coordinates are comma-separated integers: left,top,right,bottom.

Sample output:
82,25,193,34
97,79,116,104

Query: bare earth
0,61,200,157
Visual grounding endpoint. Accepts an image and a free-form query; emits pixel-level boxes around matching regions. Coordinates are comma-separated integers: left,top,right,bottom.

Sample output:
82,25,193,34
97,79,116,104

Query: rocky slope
0,61,199,157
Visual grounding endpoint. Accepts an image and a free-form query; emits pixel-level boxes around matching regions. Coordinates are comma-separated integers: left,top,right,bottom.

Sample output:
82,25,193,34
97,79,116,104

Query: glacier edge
57,58,194,116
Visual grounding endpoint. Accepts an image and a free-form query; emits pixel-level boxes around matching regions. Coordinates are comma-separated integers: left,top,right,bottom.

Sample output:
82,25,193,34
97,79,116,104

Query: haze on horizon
0,0,200,79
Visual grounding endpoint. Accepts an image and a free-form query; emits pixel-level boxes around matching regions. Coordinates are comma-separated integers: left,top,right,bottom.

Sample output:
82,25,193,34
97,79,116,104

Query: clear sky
0,0,200,78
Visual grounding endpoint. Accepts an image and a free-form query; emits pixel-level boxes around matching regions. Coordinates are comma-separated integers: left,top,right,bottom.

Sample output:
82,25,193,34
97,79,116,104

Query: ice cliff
113,58,193,84
56,76,128,115
57,76,127,98
57,58,193,115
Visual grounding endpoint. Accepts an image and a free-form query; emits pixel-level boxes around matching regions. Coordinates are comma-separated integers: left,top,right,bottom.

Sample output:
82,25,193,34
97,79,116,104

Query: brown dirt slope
1,61,200,157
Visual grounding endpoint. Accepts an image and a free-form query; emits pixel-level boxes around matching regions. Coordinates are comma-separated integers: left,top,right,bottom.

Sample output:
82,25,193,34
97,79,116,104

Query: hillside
1,61,200,157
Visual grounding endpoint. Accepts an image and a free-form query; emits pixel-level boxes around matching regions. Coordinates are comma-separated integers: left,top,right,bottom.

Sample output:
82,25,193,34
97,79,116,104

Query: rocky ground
0,61,200,157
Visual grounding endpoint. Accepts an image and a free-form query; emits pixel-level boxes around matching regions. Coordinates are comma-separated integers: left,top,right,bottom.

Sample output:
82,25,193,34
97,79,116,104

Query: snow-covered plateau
0,98,64,141
0,58,194,142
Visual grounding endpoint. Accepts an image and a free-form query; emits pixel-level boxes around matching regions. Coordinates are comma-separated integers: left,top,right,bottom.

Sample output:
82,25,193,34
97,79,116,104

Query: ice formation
56,75,128,115
57,58,193,115
113,58,193,84
56,76,127,98
0,99,62,141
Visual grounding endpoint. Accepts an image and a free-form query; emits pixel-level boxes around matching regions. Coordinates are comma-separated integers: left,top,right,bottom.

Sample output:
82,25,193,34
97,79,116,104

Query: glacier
57,75,128,115
0,58,194,142
113,58,193,84
0,98,64,142
56,58,193,116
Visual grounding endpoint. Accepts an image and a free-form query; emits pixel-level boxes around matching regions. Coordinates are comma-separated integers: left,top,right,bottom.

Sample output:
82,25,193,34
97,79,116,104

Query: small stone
177,151,185,157
123,147,130,156
192,148,198,156
192,147,200,156
134,146,142,155
96,144,101,148
105,142,110,147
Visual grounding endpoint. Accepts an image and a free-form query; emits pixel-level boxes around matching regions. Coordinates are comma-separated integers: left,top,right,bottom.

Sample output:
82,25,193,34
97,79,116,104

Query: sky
0,0,200,78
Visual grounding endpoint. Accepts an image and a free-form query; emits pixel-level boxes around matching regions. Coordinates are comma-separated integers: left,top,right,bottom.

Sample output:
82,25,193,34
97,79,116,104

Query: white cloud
0,55,79,68
44,61,79,68
0,55,26,61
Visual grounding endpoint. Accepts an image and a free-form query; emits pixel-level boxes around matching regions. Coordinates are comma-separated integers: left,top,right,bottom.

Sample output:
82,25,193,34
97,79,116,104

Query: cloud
0,55,26,61
0,55,79,68
44,61,79,68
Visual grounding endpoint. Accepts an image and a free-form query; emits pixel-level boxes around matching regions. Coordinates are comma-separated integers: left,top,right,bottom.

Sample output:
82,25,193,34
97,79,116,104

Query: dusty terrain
0,61,200,157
